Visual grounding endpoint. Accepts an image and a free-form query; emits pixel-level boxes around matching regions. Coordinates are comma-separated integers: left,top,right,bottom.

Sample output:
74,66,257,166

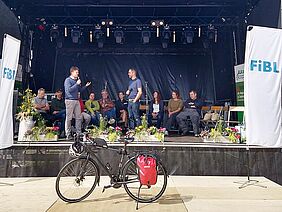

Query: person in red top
78,92,91,129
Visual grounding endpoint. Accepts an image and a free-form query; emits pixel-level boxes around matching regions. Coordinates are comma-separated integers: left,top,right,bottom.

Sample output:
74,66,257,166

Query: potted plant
16,89,38,141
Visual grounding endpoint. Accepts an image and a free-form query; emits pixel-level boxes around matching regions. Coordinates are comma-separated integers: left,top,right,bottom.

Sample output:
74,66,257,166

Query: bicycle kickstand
102,185,112,193
136,184,142,210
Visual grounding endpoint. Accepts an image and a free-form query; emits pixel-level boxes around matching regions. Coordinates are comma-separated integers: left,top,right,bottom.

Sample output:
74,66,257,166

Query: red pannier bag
137,154,158,186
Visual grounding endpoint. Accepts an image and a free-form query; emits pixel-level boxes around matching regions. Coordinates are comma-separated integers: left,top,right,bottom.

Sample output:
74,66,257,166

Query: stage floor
1,176,282,212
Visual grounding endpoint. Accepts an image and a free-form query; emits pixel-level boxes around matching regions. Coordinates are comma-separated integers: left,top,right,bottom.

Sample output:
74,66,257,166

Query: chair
226,106,245,127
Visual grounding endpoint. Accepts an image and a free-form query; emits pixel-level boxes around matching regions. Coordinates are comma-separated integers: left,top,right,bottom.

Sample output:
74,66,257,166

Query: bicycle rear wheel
122,156,167,203
55,157,99,203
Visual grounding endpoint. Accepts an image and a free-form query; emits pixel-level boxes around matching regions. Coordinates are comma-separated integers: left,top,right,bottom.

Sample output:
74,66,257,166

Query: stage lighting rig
141,30,151,44
94,26,104,48
207,25,217,42
183,28,194,44
71,26,81,44
114,29,124,44
161,27,171,49
50,25,60,42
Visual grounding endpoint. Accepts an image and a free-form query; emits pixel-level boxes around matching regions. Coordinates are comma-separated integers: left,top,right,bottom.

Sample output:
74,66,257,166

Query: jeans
102,108,116,120
176,108,200,134
90,111,101,126
148,113,163,129
52,109,66,132
128,101,141,129
165,112,179,131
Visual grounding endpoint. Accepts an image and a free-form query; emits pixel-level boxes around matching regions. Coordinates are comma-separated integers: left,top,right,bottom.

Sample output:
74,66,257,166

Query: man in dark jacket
176,90,203,136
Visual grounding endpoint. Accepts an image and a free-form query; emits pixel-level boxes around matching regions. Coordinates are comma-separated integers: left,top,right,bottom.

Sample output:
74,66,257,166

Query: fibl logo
2,67,16,80
250,60,279,73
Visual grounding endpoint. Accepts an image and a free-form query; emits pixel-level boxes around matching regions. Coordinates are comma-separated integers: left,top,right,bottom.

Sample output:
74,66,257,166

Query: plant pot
18,117,35,141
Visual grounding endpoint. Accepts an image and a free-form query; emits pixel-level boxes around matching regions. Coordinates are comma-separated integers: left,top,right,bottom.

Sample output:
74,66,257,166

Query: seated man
50,89,66,136
78,92,91,130
33,88,51,124
176,90,203,136
99,90,116,122
85,92,100,126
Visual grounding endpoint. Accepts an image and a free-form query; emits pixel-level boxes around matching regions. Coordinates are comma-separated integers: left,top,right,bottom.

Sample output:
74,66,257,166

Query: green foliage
16,89,38,121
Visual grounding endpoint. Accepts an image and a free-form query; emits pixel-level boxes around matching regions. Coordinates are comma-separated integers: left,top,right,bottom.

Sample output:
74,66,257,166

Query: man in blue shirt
126,68,142,129
64,66,91,139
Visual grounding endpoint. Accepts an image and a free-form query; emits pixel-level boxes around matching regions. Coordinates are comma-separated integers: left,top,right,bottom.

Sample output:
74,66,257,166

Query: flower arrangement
25,125,59,141
88,116,122,142
133,115,165,142
224,127,241,143
16,88,38,121
88,115,166,142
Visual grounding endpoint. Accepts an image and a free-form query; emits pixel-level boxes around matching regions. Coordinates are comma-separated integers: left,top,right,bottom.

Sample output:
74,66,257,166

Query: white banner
244,26,282,147
0,34,21,149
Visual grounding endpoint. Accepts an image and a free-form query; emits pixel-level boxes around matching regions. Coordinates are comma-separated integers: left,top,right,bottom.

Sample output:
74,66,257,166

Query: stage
1,135,282,186
1,176,282,212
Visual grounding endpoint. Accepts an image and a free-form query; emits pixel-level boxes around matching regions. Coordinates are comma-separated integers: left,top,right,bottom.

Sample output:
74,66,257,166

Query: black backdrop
50,53,215,102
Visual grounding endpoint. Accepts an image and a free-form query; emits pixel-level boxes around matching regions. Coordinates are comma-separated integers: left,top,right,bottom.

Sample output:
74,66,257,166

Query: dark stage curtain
51,53,215,103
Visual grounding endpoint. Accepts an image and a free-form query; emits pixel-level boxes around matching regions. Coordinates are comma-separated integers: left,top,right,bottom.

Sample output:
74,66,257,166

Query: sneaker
194,134,200,137
108,118,116,125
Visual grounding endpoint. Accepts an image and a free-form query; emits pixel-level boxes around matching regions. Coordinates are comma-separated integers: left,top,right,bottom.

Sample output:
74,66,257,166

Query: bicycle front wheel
122,156,168,203
55,157,99,203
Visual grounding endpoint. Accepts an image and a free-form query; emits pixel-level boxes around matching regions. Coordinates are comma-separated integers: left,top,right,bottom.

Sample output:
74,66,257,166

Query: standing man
126,68,142,129
176,90,203,136
64,66,91,140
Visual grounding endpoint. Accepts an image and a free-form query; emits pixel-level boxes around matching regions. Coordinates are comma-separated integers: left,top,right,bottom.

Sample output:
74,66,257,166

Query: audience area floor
1,176,282,212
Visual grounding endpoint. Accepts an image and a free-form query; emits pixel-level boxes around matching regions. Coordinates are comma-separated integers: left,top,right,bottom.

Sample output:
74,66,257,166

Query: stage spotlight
183,29,194,44
173,31,176,43
50,25,60,42
161,29,171,48
114,30,124,44
94,29,104,48
101,21,106,26
198,26,201,37
141,30,151,44
151,21,156,26
71,27,81,44
207,25,216,41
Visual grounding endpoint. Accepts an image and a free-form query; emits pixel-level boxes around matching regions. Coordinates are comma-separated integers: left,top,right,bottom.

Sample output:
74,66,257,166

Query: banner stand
233,146,267,189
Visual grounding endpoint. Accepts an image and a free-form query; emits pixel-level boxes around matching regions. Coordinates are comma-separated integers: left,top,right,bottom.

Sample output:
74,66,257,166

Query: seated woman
115,91,128,127
165,90,183,131
148,91,164,128
98,90,116,122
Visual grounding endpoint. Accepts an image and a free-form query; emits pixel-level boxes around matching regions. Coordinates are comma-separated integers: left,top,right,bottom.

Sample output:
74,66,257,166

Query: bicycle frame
82,141,139,186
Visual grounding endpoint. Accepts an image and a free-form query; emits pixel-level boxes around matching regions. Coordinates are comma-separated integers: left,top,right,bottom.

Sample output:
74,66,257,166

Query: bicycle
55,133,168,209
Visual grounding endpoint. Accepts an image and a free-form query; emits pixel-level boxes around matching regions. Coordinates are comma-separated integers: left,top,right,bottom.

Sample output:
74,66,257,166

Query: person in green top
85,92,100,125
